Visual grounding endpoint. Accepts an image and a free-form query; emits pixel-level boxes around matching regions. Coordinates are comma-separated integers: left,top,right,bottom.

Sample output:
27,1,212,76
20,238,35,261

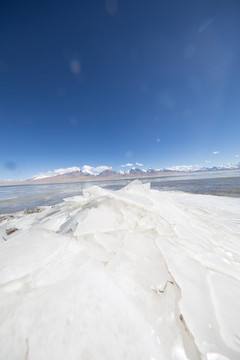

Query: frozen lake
0,170,240,215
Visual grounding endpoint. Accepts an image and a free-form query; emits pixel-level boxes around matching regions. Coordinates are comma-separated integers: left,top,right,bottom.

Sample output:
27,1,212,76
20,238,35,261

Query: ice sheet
0,181,240,359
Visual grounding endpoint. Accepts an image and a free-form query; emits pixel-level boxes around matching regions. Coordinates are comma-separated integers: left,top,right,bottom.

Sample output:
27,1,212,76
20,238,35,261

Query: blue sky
0,0,240,180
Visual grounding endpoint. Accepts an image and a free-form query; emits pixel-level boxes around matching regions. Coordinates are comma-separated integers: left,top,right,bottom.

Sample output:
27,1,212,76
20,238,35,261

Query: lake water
0,170,240,215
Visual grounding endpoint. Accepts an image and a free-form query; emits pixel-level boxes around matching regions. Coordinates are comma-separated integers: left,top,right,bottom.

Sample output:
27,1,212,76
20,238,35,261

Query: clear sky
0,0,240,180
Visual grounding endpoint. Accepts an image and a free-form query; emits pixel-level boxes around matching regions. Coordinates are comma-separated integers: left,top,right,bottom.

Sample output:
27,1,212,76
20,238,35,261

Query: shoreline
1,172,240,216
1,168,240,187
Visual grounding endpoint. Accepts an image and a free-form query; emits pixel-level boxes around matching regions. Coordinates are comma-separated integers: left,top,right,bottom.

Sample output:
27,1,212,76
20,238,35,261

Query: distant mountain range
1,163,240,185
30,163,240,181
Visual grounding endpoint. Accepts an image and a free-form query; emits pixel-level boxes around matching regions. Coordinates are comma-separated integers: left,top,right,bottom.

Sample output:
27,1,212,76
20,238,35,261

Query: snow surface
0,181,240,360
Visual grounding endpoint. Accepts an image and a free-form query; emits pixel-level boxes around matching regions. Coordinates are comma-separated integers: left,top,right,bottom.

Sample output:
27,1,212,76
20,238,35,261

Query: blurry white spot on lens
70,60,81,74
69,117,79,126
199,18,213,33
126,151,132,158
184,44,196,59
105,0,117,15
156,138,160,143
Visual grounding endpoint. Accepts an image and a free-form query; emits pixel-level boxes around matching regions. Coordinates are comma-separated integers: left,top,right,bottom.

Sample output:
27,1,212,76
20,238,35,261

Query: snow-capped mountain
129,168,147,175
30,165,114,180
8,161,239,185
31,166,81,180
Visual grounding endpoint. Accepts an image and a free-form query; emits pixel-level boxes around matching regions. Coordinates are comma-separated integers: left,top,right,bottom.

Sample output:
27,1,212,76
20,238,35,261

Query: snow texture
0,181,240,360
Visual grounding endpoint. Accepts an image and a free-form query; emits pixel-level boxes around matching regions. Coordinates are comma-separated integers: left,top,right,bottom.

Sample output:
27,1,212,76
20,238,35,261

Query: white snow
81,165,113,175
32,166,81,180
165,165,196,172
0,181,240,360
